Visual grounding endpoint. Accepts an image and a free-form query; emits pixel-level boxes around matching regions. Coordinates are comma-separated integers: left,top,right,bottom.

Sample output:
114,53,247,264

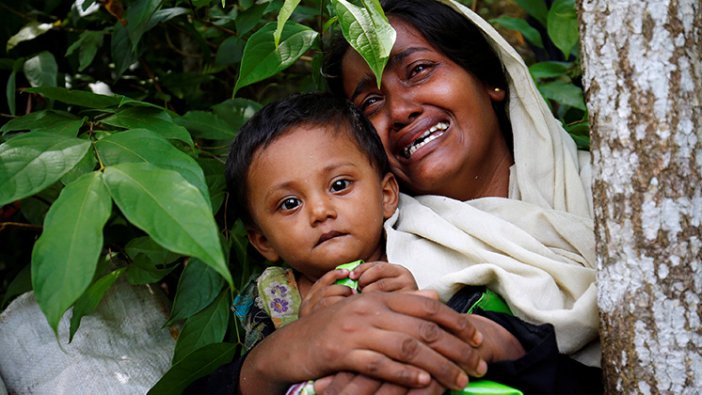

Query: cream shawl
384,0,599,362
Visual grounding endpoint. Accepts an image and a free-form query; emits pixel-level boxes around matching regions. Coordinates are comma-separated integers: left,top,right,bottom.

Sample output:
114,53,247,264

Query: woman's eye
360,96,381,112
330,179,351,192
279,197,301,211
409,63,432,78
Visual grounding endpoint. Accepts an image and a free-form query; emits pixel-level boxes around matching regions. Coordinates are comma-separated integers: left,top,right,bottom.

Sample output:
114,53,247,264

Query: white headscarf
384,0,599,364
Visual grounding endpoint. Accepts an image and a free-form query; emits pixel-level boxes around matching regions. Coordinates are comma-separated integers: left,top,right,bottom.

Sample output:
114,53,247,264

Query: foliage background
0,0,585,391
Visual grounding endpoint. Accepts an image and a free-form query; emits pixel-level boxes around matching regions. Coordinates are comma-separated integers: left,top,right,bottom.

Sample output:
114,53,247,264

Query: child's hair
225,92,390,226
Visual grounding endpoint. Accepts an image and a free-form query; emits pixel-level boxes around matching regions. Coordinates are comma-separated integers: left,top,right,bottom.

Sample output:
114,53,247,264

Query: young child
225,92,418,348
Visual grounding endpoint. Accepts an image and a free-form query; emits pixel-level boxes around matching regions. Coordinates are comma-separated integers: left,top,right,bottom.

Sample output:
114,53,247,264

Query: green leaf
1,264,31,308
0,132,91,206
146,7,190,31
125,236,180,285
169,259,225,323
32,171,112,334
100,108,194,148
147,342,237,395
234,22,318,95
177,111,235,141
111,22,138,78
492,16,544,49
211,98,261,131
235,3,268,36
538,80,586,111
6,65,18,115
6,21,53,52
173,291,230,364
0,110,84,137
274,0,301,47
95,128,210,208
514,0,549,27
214,36,244,66
198,158,226,213
65,31,105,72
69,268,126,341
547,0,579,59
61,148,97,185
23,51,57,88
24,86,123,108
529,61,571,80
103,163,232,288
333,0,395,88
125,0,162,51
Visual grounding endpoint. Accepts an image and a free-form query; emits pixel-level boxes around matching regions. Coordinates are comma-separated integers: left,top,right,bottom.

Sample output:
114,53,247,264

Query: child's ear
247,227,280,262
381,172,400,219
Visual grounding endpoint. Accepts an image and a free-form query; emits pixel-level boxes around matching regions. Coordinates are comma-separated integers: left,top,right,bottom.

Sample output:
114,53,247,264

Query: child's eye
330,179,351,192
279,197,301,211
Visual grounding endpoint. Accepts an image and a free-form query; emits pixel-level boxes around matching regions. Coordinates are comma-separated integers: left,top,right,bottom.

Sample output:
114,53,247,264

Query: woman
193,0,599,393
324,0,599,362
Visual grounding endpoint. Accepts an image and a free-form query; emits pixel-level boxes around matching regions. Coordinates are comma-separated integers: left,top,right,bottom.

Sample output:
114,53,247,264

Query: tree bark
577,0,702,393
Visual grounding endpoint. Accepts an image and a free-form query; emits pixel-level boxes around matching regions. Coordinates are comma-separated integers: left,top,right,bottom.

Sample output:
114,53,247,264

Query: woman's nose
388,92,421,131
308,195,336,225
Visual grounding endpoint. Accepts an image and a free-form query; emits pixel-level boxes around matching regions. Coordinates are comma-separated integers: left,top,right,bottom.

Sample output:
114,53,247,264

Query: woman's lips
401,122,449,159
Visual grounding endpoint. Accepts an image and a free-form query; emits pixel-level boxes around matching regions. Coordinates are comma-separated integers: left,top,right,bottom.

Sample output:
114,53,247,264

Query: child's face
246,124,398,281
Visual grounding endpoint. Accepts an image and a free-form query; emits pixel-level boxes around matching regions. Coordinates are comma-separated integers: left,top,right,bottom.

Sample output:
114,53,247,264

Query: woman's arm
240,290,488,394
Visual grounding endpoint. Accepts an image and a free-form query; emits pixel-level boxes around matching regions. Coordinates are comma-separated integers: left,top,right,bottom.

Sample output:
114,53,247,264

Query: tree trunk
577,1,702,393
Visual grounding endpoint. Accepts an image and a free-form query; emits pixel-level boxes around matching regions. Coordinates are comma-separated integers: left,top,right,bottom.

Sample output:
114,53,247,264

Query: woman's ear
247,227,280,262
487,86,506,102
381,172,400,219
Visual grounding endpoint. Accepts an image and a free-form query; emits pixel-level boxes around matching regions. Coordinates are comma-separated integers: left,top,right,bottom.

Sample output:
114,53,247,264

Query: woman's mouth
401,122,449,159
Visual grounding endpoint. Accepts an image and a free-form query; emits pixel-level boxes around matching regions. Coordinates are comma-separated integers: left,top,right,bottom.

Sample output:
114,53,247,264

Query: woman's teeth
402,122,448,158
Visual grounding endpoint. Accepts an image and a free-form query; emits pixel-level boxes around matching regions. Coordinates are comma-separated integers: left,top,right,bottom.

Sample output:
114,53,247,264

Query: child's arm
298,268,354,318
351,261,419,293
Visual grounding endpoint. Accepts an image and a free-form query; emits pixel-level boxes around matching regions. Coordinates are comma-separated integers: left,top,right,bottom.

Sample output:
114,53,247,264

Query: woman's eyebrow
350,46,429,102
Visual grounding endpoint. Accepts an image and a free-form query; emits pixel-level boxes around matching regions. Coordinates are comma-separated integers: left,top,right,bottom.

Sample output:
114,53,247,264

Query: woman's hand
351,261,419,293
240,290,487,394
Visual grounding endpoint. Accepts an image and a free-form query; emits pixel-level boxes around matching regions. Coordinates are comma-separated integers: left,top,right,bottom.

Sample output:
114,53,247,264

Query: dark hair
225,92,390,226
323,0,513,151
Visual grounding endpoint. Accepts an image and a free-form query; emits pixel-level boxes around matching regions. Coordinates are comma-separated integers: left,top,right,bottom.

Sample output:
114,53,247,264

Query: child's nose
309,195,336,224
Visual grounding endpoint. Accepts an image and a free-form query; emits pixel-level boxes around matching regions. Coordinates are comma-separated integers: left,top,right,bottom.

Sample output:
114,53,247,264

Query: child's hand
299,268,354,318
350,261,418,293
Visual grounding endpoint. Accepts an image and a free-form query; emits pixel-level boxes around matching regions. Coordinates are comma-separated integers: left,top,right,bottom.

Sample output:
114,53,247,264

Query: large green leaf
176,111,235,141
111,21,138,78
6,21,53,52
23,51,57,88
148,342,237,395
31,171,112,333
547,0,579,59
95,128,210,209
103,163,232,287
274,0,301,47
211,98,261,131
172,290,229,364
214,36,245,66
169,259,225,323
100,108,194,148
198,158,226,213
69,267,127,341
0,132,91,206
234,22,318,95
125,236,180,285
65,30,105,72
514,0,549,27
529,61,572,80
538,80,586,111
0,110,84,137
492,16,544,49
125,0,162,51
24,86,123,108
333,0,395,88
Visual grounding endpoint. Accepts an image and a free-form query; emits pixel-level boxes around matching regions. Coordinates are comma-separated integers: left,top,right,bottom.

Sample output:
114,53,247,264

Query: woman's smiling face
341,17,512,200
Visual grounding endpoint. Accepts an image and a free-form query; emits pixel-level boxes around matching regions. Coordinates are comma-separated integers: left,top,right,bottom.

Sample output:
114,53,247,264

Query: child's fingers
315,267,353,286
